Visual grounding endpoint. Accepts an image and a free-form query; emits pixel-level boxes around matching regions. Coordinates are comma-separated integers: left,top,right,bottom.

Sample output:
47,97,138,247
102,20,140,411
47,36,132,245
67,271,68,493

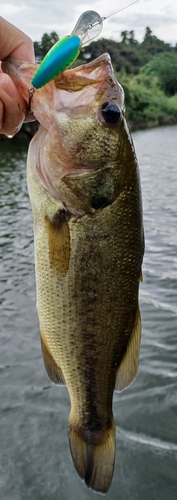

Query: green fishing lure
31,1,139,89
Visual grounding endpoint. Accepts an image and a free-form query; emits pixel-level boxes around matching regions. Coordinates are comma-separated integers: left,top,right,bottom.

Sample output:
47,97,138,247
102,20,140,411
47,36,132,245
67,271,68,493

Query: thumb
0,72,28,136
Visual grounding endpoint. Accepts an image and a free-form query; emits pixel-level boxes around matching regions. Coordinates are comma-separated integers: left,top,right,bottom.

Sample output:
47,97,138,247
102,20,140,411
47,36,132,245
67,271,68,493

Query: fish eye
100,101,121,124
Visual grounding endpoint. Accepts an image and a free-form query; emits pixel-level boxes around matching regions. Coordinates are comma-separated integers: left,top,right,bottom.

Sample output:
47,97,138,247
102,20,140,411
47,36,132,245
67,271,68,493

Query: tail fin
69,418,116,494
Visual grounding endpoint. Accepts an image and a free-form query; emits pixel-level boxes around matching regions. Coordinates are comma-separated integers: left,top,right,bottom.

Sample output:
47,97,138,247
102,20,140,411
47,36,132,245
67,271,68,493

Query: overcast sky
1,0,177,46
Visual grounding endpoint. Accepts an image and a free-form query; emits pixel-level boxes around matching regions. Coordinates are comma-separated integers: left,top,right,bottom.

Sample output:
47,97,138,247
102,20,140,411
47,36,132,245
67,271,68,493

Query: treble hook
18,86,35,115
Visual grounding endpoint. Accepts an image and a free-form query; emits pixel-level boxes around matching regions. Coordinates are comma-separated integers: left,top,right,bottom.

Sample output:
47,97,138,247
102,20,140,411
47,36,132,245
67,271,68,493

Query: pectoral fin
45,209,71,278
115,307,141,392
40,334,65,385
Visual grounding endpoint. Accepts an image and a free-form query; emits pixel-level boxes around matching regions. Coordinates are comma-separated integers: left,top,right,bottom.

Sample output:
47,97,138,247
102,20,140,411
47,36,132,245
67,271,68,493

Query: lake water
0,125,177,500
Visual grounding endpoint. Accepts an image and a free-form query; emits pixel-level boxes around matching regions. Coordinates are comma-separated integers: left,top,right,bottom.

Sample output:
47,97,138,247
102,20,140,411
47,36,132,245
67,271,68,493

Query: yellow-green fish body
3,54,144,494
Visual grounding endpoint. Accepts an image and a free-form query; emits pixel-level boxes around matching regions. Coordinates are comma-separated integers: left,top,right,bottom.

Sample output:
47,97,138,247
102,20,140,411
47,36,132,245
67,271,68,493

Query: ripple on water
0,128,177,500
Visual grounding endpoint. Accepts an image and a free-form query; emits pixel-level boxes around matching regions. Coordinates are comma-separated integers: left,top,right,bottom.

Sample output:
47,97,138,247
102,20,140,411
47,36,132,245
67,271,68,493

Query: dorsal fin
45,208,71,278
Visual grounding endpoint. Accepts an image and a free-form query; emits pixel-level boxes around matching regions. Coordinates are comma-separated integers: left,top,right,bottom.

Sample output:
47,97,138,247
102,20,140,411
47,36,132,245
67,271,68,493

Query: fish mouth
54,53,123,109
2,53,124,113
55,53,115,90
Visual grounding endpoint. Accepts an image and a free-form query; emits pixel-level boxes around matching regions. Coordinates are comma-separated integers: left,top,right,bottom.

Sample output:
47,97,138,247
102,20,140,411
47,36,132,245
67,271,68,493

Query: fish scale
2,53,144,494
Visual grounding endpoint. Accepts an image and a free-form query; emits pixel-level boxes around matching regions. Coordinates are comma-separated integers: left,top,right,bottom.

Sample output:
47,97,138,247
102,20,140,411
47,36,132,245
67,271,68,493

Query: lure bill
31,0,139,89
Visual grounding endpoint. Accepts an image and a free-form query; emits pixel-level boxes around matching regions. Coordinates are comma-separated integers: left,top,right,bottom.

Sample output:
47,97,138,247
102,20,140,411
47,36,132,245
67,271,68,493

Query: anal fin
115,307,141,392
139,269,143,282
40,334,65,385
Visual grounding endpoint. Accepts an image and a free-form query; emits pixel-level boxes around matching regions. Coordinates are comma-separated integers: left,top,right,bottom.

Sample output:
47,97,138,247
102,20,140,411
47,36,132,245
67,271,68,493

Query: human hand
0,16,35,137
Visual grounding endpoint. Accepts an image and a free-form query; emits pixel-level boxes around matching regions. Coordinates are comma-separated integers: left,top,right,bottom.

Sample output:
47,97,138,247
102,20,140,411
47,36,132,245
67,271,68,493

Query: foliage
82,38,141,74
141,52,177,96
140,26,172,62
80,26,172,74
34,32,59,61
26,27,177,134
116,71,177,128
33,26,173,75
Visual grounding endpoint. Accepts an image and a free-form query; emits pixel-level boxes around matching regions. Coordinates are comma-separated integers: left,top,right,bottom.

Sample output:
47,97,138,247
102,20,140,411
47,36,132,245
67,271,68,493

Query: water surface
0,126,177,500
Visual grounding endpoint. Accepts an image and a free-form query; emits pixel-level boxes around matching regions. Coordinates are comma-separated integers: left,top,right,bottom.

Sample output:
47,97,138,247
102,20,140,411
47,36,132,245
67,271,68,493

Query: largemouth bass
3,54,144,494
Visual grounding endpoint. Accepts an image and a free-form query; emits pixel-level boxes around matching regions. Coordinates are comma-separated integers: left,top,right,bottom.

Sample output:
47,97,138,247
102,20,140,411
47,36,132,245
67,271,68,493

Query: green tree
116,70,177,128
141,27,172,62
41,32,59,55
34,32,59,61
143,27,153,40
120,31,129,44
142,52,177,95
128,30,138,45
82,38,142,74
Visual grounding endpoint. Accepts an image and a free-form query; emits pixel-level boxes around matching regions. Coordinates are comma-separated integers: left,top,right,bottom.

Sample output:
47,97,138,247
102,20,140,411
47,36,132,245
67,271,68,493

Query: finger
0,16,35,63
0,98,3,129
0,73,26,136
